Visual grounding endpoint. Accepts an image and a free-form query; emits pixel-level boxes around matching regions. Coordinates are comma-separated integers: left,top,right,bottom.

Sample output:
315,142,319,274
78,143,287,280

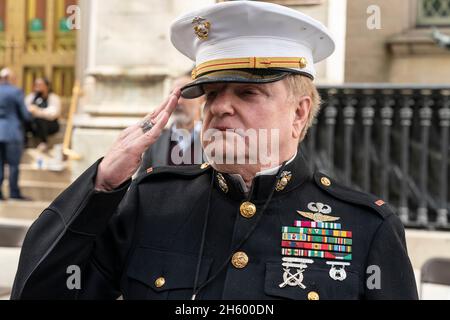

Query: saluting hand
94,89,181,191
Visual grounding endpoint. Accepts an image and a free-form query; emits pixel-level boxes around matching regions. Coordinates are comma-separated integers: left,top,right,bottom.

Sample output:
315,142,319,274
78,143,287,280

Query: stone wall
345,0,450,83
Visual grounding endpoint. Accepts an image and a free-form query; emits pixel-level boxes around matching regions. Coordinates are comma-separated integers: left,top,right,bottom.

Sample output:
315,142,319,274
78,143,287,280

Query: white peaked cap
170,1,335,98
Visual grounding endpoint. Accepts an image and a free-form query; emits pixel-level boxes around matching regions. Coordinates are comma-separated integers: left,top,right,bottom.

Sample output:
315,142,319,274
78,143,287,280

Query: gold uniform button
320,177,331,187
307,291,320,300
154,277,166,288
240,201,256,218
231,251,249,269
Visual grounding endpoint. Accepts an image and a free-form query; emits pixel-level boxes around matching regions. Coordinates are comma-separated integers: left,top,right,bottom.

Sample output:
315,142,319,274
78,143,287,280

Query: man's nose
209,89,235,117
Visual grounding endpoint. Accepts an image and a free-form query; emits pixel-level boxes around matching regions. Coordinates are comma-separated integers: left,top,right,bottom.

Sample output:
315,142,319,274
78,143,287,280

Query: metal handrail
304,84,450,230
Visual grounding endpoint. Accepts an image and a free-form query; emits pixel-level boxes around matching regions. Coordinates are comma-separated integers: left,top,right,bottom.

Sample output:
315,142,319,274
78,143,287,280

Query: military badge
281,221,353,261
279,205,353,289
297,202,340,222
275,171,292,191
326,261,350,281
216,173,229,193
279,257,313,289
192,16,211,40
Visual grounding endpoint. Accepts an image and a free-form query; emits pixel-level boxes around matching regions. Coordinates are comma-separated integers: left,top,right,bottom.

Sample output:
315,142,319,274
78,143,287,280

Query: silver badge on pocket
326,261,350,281
279,257,314,289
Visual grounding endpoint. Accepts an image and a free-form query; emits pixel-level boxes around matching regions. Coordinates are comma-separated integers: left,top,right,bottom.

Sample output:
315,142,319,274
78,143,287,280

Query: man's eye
241,90,257,96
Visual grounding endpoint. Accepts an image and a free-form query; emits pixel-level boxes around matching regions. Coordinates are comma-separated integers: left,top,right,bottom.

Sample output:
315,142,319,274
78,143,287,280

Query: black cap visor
180,68,306,99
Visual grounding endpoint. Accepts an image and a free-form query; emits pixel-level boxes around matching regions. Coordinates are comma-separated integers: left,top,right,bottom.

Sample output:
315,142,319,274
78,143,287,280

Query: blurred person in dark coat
0,68,31,201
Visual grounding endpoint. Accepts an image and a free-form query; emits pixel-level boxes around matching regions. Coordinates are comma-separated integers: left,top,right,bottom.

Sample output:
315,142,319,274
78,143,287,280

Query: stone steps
1,180,68,202
21,149,36,164
18,164,71,183
21,147,64,166
0,217,33,247
0,247,21,299
0,201,49,220
2,144,70,219
18,181,67,202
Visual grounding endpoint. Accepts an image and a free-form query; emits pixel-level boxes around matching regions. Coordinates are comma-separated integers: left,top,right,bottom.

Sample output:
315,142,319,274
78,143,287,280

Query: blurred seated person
137,73,204,174
25,78,61,151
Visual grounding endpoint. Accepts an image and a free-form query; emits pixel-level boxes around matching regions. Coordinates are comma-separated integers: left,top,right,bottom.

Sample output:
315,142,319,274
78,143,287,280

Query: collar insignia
216,173,229,193
275,171,292,192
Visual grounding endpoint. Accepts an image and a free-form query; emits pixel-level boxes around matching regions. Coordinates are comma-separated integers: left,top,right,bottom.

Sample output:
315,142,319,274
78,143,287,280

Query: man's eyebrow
203,83,271,97
239,84,271,97
203,83,227,92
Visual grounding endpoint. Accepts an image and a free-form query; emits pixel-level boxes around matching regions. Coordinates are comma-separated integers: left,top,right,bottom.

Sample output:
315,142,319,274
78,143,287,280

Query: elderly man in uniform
12,1,417,300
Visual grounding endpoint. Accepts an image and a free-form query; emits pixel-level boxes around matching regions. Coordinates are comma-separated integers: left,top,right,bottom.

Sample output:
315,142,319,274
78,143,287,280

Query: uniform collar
213,150,312,203
227,151,297,194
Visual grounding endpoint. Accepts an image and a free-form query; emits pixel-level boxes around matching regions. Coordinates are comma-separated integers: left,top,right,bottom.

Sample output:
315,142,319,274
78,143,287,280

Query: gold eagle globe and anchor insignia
192,16,211,40
275,171,292,192
297,202,340,223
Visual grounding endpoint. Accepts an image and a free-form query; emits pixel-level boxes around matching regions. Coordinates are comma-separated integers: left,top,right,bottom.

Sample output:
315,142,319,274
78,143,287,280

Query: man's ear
292,96,312,139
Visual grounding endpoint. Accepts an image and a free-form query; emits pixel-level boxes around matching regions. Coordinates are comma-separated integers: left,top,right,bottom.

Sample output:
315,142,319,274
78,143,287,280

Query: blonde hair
284,74,321,141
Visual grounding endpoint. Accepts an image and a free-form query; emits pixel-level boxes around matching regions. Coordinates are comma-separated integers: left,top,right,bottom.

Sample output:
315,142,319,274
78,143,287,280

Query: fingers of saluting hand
96,89,182,190
145,87,182,122
135,89,181,149
121,88,181,143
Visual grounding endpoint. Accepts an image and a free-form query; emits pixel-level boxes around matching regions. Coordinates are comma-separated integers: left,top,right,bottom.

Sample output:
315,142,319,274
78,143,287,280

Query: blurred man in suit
137,73,204,175
0,68,31,201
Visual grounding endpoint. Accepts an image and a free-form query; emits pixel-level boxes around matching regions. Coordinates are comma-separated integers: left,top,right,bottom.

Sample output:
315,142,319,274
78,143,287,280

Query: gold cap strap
192,57,308,79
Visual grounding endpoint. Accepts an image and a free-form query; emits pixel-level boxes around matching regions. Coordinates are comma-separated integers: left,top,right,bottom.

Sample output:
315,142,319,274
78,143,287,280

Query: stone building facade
345,0,450,83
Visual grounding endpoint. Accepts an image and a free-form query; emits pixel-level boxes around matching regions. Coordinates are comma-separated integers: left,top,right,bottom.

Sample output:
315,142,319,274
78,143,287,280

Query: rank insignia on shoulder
375,199,385,207
297,202,340,223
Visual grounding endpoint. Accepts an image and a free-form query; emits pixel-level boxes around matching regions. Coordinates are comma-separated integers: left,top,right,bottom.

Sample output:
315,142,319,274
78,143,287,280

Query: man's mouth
213,126,233,132
209,127,248,138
